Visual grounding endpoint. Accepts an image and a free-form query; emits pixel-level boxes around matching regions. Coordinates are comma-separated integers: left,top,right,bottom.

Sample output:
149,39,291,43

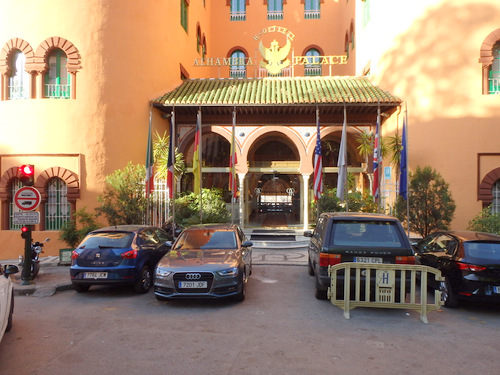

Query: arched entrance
246,132,300,227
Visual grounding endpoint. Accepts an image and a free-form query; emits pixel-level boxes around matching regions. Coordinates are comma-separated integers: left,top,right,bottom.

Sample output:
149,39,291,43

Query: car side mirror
242,241,253,248
4,265,19,277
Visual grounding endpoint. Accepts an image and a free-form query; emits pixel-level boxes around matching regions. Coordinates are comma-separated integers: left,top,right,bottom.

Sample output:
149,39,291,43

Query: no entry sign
14,186,41,211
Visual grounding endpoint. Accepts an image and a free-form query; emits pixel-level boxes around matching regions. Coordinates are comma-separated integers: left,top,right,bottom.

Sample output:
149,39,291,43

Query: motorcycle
19,238,50,279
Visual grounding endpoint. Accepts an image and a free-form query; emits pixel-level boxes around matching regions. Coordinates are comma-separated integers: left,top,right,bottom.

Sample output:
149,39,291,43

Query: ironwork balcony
45,84,70,99
267,10,283,20
304,66,322,76
489,77,500,94
8,84,29,100
230,11,246,21
304,9,320,19
230,68,247,78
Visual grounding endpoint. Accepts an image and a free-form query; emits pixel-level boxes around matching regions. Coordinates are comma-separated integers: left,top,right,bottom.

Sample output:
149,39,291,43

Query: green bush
467,206,500,234
59,207,100,248
174,188,229,226
314,188,378,215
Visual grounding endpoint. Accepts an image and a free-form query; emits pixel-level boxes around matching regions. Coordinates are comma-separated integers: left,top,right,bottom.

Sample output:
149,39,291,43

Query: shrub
467,206,500,234
59,207,100,248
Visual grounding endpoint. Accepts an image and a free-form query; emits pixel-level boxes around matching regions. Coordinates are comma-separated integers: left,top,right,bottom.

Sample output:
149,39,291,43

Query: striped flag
313,109,323,201
336,106,348,201
229,111,238,198
167,114,175,199
145,114,154,197
372,107,381,200
193,111,201,195
399,116,408,200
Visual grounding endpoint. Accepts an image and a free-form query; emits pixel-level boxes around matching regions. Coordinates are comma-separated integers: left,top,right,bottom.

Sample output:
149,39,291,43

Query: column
238,173,246,228
302,173,310,230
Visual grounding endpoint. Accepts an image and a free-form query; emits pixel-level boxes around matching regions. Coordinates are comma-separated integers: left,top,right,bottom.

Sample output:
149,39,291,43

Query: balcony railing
304,66,322,76
267,10,283,20
230,11,246,21
45,84,70,99
8,84,29,100
489,77,500,94
230,68,247,78
304,9,320,19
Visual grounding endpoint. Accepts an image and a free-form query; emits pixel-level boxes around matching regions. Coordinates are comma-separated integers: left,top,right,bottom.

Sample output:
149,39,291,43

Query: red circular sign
14,187,41,211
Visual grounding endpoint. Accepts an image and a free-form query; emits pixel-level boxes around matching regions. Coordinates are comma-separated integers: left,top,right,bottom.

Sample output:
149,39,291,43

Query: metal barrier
328,263,444,323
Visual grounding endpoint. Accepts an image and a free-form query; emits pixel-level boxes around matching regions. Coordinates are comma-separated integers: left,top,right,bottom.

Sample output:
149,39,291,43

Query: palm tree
153,131,185,180
386,133,402,184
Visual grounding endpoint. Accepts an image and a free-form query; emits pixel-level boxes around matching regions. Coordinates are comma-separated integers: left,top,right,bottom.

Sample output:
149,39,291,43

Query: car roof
183,223,237,231
321,212,400,222
439,230,500,242
91,225,155,233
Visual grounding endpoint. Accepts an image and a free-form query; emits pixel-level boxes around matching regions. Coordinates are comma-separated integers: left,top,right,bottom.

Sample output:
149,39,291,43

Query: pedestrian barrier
328,263,444,323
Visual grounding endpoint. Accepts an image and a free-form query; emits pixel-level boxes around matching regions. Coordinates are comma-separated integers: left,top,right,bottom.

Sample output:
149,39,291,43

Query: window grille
45,178,71,230
9,179,23,230
489,45,500,94
305,49,322,76
230,50,247,78
304,0,320,19
268,0,283,20
45,49,70,99
492,180,500,215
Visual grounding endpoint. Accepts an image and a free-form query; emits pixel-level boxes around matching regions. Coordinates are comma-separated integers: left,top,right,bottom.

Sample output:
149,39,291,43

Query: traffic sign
13,211,40,225
14,186,41,211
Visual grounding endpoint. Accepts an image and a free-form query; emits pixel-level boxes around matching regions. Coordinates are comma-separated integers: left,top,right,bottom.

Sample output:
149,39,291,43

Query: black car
70,225,171,293
413,230,500,307
305,212,415,299
154,223,253,301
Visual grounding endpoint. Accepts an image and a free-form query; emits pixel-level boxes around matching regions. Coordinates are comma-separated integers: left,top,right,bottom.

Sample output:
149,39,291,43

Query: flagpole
171,109,176,236
198,108,203,223
405,105,410,237
146,103,154,224
231,107,236,224
336,104,348,211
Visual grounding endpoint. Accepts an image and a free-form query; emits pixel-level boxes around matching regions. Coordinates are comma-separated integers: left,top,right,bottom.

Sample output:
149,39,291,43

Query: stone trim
478,167,500,206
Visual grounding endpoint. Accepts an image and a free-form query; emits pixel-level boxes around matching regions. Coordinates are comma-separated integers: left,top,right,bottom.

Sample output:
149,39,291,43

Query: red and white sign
14,187,41,211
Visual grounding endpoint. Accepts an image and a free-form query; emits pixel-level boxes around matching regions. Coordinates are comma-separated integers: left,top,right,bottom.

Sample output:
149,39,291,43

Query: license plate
494,286,500,294
354,257,383,264
179,281,207,288
84,272,108,279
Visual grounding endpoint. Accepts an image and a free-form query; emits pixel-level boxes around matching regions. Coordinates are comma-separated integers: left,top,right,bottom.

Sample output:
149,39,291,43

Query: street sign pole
21,225,33,285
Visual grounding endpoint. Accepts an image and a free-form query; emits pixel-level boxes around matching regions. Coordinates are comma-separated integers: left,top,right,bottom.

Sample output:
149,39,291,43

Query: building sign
193,26,347,75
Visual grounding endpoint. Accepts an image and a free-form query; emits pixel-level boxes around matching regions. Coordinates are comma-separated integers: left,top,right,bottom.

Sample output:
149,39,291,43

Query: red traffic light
21,226,30,239
19,164,35,186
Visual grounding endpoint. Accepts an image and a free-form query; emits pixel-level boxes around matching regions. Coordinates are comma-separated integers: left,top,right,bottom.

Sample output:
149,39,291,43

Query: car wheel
73,284,90,293
234,271,247,302
439,277,458,308
6,291,14,332
307,257,314,276
134,265,152,294
314,275,328,300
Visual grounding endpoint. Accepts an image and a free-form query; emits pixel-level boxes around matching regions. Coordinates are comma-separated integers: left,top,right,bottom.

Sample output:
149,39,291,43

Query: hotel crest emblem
258,39,291,75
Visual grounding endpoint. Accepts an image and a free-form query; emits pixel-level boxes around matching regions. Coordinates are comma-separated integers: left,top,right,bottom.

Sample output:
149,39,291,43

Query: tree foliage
59,207,101,248
174,188,230,226
467,206,500,234
153,130,185,180
315,187,378,215
96,162,148,226
395,165,456,237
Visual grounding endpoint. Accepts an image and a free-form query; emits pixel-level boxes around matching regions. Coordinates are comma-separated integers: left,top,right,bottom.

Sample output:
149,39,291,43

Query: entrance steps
245,229,309,251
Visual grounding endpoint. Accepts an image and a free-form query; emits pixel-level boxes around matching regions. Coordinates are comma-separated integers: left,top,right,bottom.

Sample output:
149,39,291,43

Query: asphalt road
1,264,499,375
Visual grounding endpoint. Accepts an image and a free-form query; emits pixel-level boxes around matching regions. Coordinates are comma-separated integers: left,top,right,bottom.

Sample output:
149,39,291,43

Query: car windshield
175,229,237,250
330,221,405,248
78,232,134,249
464,241,500,263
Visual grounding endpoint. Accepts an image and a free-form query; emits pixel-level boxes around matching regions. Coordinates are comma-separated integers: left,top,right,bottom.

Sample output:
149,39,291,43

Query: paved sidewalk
2,247,308,297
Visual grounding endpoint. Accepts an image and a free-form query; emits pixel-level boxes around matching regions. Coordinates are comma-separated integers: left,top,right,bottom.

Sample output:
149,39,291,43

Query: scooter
19,238,50,279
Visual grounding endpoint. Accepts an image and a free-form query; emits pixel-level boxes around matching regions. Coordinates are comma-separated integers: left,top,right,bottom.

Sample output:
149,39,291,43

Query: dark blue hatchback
70,225,171,293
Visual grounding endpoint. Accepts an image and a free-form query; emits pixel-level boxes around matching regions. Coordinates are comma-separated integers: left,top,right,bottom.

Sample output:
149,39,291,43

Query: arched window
304,0,320,19
9,178,23,230
305,48,321,76
230,0,246,21
489,43,500,94
268,0,283,20
45,177,70,230
9,50,30,100
230,50,246,78
45,49,70,99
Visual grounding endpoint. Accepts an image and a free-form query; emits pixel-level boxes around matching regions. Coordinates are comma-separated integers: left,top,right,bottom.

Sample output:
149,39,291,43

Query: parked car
305,212,415,299
70,225,171,293
154,223,253,302
0,264,19,343
413,230,500,307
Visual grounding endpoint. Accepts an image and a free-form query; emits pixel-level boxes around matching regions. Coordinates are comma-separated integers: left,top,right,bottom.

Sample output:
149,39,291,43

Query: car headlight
217,267,239,277
156,267,172,278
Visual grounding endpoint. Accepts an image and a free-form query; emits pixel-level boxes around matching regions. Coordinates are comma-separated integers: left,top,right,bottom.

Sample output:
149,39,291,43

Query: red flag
167,114,175,199
313,109,323,201
229,111,238,198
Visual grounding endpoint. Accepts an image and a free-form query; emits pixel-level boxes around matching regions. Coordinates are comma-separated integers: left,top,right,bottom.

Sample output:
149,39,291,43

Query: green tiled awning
154,76,400,106
152,76,401,125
